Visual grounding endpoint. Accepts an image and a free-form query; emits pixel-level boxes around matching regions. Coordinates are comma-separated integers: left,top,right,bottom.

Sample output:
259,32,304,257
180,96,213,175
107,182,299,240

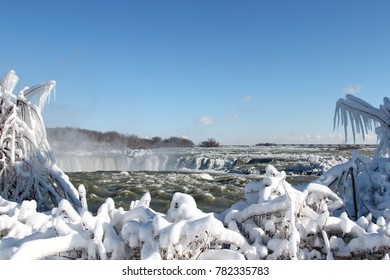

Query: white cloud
198,116,214,125
343,84,362,95
243,95,253,102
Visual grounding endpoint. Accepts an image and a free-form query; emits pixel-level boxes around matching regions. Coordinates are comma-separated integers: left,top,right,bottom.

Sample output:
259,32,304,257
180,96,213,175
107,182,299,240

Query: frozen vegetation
0,71,80,211
0,71,390,260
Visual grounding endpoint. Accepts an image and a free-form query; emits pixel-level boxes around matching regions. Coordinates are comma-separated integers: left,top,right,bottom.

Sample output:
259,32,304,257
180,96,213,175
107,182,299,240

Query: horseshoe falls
54,145,375,214
54,145,374,174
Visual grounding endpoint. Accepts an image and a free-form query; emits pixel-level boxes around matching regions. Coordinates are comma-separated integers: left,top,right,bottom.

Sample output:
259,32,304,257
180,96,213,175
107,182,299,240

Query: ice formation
335,94,390,157
326,95,390,219
0,71,80,211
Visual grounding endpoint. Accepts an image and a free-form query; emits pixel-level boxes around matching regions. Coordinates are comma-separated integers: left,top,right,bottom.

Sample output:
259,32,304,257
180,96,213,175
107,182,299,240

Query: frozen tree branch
0,70,81,211
334,94,390,157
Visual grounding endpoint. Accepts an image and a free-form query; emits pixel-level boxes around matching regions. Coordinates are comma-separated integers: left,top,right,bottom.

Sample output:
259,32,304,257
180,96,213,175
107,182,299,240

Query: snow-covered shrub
222,165,390,259
0,71,80,211
0,190,254,260
316,95,390,220
314,151,390,221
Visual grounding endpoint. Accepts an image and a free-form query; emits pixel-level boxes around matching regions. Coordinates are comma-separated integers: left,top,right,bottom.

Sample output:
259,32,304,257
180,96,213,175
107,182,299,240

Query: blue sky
1,0,389,145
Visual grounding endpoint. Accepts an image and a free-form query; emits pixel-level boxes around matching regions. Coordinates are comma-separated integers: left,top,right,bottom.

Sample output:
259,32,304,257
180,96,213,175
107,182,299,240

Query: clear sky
1,0,389,145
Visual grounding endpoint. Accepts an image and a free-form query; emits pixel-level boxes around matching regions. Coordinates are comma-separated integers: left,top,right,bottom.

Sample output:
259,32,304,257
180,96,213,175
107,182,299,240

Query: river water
57,145,376,214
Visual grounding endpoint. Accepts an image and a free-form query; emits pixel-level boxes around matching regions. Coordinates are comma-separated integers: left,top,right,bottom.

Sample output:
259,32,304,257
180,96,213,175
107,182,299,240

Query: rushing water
61,145,376,214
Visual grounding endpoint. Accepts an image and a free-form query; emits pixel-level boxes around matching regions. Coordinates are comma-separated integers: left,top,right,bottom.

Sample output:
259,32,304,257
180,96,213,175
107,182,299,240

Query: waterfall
54,149,238,172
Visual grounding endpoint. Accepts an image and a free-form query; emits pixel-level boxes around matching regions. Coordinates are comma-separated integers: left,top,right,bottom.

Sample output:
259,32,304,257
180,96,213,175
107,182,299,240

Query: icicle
78,184,88,211
343,106,349,142
22,80,56,112
348,110,357,143
335,94,388,143
0,70,19,95
10,127,15,164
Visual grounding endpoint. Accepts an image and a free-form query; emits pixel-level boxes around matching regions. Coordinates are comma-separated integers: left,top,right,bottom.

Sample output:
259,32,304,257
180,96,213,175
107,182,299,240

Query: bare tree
199,138,220,148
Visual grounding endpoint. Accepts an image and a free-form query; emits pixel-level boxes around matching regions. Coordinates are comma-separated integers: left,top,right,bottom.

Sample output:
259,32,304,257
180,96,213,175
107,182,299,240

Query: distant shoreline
47,126,377,150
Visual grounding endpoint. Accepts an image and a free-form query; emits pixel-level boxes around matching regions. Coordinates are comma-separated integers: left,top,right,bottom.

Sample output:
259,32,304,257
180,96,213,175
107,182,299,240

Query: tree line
46,127,196,149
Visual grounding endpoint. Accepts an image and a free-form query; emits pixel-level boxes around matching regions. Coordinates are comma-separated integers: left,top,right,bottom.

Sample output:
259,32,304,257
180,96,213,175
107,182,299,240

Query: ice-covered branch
334,94,386,142
0,70,81,211
20,80,56,112
334,94,390,158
